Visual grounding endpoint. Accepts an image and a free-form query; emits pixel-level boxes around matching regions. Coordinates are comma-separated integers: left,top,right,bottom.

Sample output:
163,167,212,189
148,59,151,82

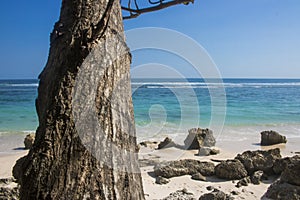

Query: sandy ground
0,151,28,178
0,138,299,199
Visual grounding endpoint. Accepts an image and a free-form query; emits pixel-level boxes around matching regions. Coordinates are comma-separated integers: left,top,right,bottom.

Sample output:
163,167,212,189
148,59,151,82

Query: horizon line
1,77,300,80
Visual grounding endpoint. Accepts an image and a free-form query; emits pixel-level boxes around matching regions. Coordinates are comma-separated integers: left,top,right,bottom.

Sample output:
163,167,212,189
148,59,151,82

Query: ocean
0,79,300,152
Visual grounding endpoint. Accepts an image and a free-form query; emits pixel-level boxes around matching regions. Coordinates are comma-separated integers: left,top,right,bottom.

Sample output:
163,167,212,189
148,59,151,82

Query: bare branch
122,0,194,20
123,13,140,20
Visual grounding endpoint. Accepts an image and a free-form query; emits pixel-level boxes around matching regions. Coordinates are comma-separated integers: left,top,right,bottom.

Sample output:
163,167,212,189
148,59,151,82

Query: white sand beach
0,151,28,178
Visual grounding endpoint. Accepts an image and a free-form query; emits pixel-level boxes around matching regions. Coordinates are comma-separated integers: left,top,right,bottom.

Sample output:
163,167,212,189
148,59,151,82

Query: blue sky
0,0,299,79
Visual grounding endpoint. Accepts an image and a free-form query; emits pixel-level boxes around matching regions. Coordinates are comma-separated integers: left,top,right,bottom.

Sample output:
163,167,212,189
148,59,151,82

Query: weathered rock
154,159,215,178
158,137,177,149
184,128,216,150
163,189,195,200
236,176,251,187
139,141,158,148
265,180,300,200
260,130,287,146
250,170,264,185
206,186,214,191
215,159,248,180
155,176,170,185
198,147,211,156
199,189,233,200
191,173,206,181
280,159,300,186
12,156,27,183
265,157,300,199
273,155,300,174
24,133,35,149
235,148,281,175
210,148,220,155
0,178,14,185
198,147,220,156
231,190,239,195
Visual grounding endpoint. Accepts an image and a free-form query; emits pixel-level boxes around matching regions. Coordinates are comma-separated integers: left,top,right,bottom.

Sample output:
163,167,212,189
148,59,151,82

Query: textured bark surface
14,0,144,199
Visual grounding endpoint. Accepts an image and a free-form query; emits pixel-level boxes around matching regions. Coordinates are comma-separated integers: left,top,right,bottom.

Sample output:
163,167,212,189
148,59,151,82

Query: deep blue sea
0,78,300,151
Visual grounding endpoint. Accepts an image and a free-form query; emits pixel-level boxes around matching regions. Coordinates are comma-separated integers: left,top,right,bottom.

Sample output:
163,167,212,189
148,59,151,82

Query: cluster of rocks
154,147,300,199
153,147,285,183
132,128,294,199
214,148,283,187
235,148,282,175
265,156,300,199
153,147,299,185
154,128,221,157
140,129,288,156
162,187,235,200
149,128,296,194
152,128,217,151
0,178,19,200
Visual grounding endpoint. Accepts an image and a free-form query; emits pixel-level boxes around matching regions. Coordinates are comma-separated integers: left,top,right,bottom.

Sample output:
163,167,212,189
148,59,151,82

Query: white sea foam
131,81,300,89
0,83,39,87
22,130,36,134
0,132,8,136
0,130,35,136
136,123,300,143
9,83,38,87
144,85,220,89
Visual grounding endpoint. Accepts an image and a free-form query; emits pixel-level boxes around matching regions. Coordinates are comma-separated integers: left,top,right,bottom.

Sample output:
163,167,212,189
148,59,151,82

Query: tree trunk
14,0,144,199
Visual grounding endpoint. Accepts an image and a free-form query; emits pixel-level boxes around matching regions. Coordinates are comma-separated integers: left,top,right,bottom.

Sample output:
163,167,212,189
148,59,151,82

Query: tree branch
122,0,194,20
123,13,140,20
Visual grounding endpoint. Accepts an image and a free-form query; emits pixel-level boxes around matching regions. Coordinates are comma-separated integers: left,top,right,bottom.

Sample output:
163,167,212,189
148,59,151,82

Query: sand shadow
252,143,261,146
260,175,279,184
147,171,156,178
146,171,232,184
155,144,186,150
205,176,231,183
13,147,26,151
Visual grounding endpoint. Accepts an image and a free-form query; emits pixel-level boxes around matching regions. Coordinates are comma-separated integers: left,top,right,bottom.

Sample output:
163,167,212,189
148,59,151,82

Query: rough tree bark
13,0,144,199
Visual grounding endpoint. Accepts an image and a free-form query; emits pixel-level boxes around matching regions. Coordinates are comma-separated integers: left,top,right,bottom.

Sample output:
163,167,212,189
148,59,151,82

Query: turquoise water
0,79,38,132
132,79,300,140
0,79,300,144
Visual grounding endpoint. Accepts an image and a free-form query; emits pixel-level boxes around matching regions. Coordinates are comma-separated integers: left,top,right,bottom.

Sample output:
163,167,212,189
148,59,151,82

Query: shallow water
0,78,299,152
